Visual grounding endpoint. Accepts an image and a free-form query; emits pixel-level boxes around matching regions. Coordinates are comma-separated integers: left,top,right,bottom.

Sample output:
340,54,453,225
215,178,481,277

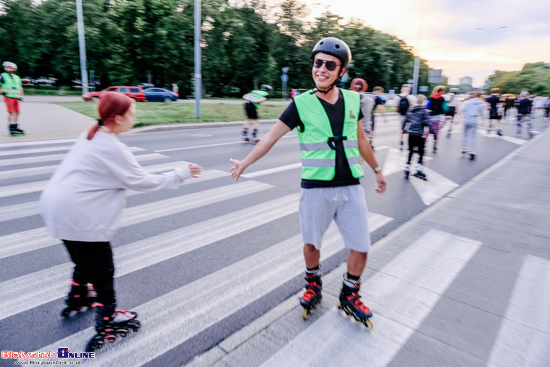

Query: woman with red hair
40,92,202,351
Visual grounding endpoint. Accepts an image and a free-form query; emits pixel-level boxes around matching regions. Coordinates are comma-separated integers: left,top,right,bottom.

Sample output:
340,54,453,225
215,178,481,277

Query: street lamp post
194,0,201,118
75,0,89,96
476,26,507,89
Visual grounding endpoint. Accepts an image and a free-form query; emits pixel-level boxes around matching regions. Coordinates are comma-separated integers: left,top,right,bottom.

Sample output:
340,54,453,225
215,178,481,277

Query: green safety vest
0,72,22,98
250,90,269,107
294,89,364,181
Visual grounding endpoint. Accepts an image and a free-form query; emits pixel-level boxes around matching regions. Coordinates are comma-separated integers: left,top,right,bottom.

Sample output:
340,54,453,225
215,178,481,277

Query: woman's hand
189,163,202,178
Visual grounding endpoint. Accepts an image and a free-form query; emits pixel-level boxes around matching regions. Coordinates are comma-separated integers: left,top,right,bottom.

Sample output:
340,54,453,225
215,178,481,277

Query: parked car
21,77,36,86
144,88,178,102
137,83,155,89
35,77,56,86
83,86,146,102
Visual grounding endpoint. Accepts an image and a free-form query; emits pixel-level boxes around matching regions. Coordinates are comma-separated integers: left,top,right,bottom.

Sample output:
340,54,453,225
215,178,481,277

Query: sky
306,0,550,86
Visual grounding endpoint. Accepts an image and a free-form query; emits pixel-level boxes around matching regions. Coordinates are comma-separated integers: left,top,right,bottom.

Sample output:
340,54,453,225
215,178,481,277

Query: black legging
63,240,116,306
408,134,425,165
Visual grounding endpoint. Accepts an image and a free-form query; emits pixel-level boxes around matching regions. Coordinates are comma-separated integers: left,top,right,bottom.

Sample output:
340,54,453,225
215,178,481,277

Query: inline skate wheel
86,336,104,352
106,334,117,343
128,320,141,331
302,308,309,320
359,318,374,331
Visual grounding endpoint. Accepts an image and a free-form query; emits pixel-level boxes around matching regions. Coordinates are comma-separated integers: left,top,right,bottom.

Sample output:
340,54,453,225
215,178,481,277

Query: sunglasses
313,58,341,72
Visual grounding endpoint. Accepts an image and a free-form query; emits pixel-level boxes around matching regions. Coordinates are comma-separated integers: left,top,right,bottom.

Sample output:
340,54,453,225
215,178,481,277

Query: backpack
398,95,410,115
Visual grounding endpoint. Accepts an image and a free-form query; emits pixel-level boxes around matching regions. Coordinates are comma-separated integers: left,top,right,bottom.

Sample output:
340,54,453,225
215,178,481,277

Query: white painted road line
0,153,67,167
0,137,78,148
0,160,194,198
0,169,228,222
0,194,301,322
408,167,459,206
0,180,273,260
0,145,144,157
488,255,550,367
0,153,168,180
155,134,297,153
241,163,302,178
262,229,481,367
478,129,526,145
380,147,433,177
0,201,40,222
30,212,393,366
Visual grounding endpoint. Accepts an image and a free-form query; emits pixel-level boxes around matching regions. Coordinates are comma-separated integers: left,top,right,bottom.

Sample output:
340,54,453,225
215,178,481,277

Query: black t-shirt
486,95,500,109
279,90,363,188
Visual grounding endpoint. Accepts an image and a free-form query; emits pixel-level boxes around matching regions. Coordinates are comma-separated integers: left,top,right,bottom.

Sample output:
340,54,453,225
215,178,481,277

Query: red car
82,86,146,102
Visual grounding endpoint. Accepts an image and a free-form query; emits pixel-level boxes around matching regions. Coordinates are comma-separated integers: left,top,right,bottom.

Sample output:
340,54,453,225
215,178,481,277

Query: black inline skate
404,165,410,179
413,165,427,181
86,303,140,352
337,277,373,331
300,272,322,320
9,124,25,136
60,280,97,317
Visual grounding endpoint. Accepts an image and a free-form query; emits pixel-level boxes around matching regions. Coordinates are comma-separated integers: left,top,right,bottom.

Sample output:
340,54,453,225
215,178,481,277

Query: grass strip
55,102,287,127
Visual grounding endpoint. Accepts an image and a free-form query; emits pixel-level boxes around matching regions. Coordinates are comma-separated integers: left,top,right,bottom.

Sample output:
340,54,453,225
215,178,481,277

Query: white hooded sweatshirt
40,131,192,242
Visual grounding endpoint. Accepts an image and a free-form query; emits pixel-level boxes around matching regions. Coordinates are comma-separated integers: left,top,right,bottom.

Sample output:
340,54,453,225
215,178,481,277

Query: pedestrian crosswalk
262,230,482,367
1,135,548,367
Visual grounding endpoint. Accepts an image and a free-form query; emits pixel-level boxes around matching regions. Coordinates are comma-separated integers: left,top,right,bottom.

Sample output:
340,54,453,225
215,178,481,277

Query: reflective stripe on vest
0,73,22,98
294,89,364,181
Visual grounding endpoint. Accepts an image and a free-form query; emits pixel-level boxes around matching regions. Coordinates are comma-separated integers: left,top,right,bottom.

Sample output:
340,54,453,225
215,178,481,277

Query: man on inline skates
230,37,386,329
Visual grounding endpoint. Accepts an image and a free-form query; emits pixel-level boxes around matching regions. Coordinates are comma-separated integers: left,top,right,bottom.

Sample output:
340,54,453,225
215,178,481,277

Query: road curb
128,120,279,134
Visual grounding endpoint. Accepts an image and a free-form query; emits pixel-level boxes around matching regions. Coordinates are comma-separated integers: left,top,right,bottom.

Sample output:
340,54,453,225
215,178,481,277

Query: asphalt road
0,112,546,366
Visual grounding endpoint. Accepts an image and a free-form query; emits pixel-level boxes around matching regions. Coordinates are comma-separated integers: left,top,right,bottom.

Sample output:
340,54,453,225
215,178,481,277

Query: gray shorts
299,185,371,253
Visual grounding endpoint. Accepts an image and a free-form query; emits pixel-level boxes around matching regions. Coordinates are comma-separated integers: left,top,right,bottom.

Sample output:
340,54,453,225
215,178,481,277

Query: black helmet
311,37,352,69
261,84,272,92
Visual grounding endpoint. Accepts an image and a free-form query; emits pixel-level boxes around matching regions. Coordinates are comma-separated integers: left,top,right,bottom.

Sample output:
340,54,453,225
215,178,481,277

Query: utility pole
76,0,89,96
412,56,420,95
194,0,201,118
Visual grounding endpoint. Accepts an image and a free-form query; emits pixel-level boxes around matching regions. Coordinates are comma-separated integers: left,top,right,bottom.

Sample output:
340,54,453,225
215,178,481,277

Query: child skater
403,94,433,180
40,92,202,352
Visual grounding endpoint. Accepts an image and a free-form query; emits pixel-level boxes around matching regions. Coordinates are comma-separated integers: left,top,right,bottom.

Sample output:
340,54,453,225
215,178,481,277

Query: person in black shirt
516,91,534,137
486,88,503,136
230,37,386,329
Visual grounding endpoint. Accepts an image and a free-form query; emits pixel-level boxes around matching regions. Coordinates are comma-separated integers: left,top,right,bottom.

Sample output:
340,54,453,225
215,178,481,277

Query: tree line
0,0,433,97
488,62,550,96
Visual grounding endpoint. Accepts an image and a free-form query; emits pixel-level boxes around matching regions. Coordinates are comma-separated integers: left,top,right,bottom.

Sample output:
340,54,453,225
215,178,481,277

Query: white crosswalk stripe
0,145,144,157
0,169,227,222
0,160,206,198
477,129,526,145
262,230,482,367
488,255,550,367
0,153,168,180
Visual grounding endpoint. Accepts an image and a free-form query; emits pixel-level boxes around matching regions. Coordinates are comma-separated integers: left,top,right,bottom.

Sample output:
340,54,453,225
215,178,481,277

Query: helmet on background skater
2,61,17,70
260,84,272,92
449,88,460,94
311,37,352,69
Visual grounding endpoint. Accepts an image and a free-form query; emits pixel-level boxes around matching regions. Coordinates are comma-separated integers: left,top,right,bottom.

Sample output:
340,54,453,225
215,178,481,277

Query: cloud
308,0,550,85
434,0,550,47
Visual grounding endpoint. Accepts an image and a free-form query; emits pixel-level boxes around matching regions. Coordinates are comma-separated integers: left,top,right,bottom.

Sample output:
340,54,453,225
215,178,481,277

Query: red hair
350,78,368,92
87,92,132,140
